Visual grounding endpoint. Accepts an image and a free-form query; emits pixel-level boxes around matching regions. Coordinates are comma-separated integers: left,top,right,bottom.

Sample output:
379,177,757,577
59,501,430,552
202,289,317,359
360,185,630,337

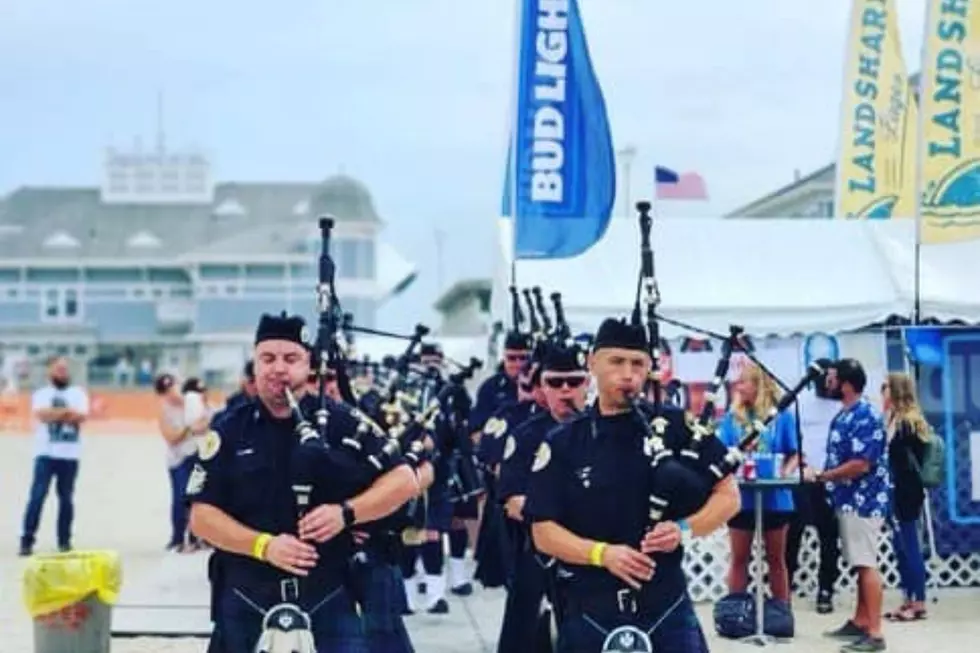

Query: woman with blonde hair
881,372,930,621
718,362,799,603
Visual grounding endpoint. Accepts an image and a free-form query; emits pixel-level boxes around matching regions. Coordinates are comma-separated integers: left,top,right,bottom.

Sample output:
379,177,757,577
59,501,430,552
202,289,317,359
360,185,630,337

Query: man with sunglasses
524,318,740,653
470,331,532,436
496,341,590,651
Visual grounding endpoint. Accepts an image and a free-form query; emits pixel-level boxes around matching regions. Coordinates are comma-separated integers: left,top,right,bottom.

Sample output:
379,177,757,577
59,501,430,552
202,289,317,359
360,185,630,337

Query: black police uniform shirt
470,371,517,434
477,400,540,470
224,390,251,413
497,411,558,504
186,393,398,589
523,403,700,602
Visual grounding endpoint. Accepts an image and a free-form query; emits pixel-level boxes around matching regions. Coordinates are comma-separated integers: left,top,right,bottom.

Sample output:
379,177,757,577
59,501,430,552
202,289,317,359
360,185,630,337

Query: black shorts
728,510,794,532
452,496,480,520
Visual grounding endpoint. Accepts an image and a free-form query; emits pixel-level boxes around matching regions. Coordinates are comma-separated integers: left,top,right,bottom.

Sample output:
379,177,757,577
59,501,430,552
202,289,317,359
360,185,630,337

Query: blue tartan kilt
214,584,368,653
357,563,415,653
426,492,454,532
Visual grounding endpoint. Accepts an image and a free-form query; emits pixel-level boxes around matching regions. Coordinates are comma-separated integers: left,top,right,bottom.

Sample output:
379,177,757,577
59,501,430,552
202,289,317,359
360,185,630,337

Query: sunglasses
543,376,587,390
506,353,528,363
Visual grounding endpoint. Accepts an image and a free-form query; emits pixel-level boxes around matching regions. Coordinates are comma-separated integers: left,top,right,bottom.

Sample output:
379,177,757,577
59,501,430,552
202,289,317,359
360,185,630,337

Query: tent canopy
492,217,980,338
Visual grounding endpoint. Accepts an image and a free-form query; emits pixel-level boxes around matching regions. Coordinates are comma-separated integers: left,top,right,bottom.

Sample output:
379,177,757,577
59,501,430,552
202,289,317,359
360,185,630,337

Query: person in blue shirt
806,358,890,653
718,362,799,604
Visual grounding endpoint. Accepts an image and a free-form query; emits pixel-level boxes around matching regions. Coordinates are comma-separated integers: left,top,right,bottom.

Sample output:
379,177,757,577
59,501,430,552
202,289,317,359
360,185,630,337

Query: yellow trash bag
22,550,123,618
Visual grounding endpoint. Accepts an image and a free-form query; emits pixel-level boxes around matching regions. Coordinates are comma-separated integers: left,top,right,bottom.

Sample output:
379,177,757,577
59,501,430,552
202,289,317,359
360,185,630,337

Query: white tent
492,217,980,338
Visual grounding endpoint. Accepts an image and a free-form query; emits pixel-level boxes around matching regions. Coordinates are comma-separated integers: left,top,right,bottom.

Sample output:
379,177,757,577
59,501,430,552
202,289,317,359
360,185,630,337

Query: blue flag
502,0,615,259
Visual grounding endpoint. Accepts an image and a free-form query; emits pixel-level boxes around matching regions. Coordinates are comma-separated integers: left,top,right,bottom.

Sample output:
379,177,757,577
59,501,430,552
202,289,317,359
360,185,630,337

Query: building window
41,287,82,322
64,289,79,318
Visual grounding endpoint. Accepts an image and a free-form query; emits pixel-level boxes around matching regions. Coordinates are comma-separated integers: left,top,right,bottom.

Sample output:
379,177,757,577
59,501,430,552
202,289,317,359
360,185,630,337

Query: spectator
718,362,799,604
19,356,89,556
809,359,890,652
881,373,930,622
787,357,842,613
155,373,208,553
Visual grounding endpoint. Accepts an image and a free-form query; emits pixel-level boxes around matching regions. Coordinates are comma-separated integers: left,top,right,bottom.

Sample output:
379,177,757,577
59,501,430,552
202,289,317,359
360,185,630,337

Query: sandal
890,606,927,622
884,603,911,621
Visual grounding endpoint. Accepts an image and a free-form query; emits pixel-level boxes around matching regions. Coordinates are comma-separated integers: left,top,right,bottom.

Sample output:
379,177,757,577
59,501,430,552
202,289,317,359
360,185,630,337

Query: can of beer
742,456,757,482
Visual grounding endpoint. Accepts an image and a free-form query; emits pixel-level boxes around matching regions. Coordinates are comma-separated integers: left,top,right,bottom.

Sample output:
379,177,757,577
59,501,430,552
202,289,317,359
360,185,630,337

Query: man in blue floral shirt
806,358,889,652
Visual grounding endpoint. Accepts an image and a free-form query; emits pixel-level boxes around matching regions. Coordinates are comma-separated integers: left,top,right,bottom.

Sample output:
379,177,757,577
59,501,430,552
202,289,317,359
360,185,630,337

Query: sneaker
817,589,834,614
824,621,867,642
57,543,72,553
426,598,449,614
18,544,33,557
841,635,886,652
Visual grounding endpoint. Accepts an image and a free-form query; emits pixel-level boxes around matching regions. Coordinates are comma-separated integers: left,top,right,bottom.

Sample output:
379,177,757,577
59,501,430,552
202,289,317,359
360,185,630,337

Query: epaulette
212,395,258,432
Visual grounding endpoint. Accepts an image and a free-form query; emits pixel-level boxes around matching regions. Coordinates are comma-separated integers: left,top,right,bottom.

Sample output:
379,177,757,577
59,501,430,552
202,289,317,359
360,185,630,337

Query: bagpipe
342,320,488,505
284,216,404,518
624,202,826,523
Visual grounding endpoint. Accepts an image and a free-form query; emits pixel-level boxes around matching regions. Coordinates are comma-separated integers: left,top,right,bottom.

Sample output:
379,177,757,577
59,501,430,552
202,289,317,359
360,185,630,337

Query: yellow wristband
252,533,273,560
589,542,607,567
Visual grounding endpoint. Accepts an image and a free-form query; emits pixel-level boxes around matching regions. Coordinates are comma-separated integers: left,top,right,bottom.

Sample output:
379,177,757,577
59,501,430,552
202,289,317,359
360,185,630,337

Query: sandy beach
2,429,977,652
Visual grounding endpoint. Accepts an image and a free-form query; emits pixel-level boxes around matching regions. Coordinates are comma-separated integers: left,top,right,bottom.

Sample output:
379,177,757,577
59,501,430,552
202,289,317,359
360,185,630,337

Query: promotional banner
503,0,616,259
834,0,917,219
918,0,980,243
911,327,980,555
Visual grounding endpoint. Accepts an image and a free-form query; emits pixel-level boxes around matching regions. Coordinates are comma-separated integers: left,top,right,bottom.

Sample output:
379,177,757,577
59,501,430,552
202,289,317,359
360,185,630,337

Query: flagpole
911,0,934,383
508,0,523,291
913,2,932,333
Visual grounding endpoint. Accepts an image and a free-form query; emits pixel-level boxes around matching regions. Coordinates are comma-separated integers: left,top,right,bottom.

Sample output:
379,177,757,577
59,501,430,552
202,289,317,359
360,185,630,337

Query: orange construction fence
0,390,228,435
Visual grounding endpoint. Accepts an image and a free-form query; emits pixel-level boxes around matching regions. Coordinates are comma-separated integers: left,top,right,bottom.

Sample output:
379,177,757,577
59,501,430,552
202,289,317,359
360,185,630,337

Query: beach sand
2,430,977,652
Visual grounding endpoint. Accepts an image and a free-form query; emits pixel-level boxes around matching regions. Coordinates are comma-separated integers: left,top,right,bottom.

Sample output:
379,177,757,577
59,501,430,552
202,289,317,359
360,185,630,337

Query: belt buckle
616,588,637,615
280,578,299,603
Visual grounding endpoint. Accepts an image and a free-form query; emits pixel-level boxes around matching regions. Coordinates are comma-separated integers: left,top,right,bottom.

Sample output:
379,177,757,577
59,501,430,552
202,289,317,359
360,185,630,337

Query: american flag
654,166,708,200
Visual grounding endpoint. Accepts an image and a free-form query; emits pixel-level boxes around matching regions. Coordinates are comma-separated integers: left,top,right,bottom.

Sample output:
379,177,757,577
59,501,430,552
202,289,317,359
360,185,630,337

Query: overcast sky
0,0,931,329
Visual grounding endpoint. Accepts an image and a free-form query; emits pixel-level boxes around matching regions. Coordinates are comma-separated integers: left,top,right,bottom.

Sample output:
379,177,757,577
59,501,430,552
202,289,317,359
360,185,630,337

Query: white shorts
838,512,882,568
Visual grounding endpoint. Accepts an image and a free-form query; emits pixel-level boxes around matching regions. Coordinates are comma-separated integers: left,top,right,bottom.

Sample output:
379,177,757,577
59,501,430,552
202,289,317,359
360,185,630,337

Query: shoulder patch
186,463,207,495
531,441,552,472
503,435,516,461
198,430,221,461
484,417,508,438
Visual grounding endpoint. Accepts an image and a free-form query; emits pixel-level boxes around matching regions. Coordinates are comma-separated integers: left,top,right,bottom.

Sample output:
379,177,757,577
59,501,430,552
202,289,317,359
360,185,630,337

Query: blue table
737,478,801,646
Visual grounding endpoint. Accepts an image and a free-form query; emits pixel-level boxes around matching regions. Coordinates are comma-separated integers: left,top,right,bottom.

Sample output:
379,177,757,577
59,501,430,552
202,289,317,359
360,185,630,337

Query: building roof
433,278,492,313
0,175,382,262
724,164,834,217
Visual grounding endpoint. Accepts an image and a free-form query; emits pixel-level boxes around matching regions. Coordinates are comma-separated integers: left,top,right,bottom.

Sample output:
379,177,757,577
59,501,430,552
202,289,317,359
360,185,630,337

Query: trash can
22,550,122,653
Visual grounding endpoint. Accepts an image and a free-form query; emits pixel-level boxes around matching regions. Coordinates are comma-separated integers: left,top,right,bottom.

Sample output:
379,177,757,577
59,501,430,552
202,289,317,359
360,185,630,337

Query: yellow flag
918,0,980,243
835,0,917,219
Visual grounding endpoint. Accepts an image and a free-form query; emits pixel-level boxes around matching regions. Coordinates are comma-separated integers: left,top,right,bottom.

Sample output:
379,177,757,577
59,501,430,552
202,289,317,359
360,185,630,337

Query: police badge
601,625,653,652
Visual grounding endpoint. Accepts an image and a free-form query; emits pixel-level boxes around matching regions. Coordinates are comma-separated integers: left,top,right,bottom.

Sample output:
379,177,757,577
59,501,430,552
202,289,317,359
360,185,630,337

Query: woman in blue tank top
718,362,799,603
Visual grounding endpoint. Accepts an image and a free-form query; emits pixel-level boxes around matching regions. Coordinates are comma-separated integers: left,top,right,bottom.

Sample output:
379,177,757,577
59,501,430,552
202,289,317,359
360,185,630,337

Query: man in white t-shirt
786,358,842,614
19,356,89,556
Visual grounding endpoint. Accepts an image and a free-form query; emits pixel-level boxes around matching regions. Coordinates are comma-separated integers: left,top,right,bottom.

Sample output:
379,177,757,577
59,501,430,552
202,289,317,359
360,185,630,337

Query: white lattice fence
682,525,980,603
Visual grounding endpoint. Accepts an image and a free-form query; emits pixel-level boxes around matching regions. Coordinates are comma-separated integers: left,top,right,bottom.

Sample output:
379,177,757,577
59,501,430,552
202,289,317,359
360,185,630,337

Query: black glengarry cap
592,318,647,353
255,311,308,346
